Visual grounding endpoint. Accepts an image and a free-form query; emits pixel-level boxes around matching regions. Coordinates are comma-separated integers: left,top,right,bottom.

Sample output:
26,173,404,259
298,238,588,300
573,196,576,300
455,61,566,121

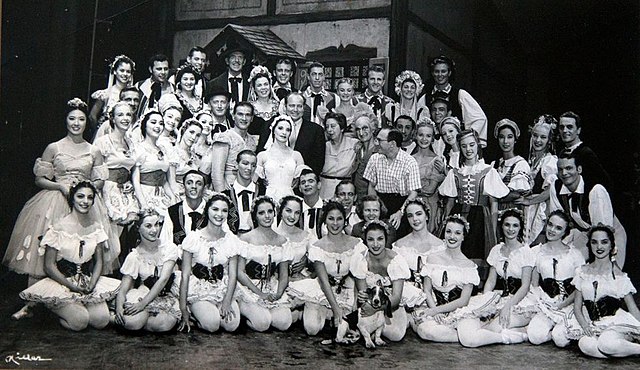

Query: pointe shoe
11,306,33,321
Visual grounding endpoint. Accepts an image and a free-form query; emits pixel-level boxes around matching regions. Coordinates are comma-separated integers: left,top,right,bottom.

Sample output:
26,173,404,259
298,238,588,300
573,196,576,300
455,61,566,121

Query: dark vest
167,202,204,245
553,179,592,232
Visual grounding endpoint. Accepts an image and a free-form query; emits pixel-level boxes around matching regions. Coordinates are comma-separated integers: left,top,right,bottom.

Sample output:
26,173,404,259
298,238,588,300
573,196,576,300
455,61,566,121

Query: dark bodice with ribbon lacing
246,255,277,292
138,266,175,297
496,261,522,297
192,263,224,282
584,296,623,321
433,270,463,305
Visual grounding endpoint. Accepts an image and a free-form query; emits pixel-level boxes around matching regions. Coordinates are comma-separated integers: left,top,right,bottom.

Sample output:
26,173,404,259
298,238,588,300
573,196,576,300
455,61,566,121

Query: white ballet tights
416,319,458,342
191,300,241,333
382,308,408,342
303,303,328,335
596,330,640,357
52,302,110,331
239,302,292,331
527,313,554,345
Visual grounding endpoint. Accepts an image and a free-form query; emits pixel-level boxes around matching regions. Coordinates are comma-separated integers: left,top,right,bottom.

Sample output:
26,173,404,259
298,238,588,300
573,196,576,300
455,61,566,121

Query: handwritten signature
5,352,52,366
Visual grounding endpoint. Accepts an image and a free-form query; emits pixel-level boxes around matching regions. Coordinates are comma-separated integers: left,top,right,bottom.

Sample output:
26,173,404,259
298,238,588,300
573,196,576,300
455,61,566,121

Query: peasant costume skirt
19,274,120,309
171,273,230,305
563,309,640,341
125,285,181,320
402,282,429,308
416,292,503,328
288,277,356,313
102,180,140,224
236,277,292,309
3,189,122,277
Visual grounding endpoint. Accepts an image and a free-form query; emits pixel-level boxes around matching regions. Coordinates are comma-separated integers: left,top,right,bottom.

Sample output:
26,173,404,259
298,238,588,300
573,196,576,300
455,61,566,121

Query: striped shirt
363,150,421,196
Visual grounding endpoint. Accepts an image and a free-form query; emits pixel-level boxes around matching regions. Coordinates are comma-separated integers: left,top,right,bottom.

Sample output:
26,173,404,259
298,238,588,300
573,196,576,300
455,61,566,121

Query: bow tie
311,93,323,117
238,189,253,210
149,82,162,108
229,77,242,84
188,211,201,231
368,96,382,113
275,87,290,100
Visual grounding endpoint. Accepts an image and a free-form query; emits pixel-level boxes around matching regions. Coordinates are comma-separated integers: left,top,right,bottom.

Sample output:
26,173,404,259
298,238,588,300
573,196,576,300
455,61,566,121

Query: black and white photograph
1,0,639,368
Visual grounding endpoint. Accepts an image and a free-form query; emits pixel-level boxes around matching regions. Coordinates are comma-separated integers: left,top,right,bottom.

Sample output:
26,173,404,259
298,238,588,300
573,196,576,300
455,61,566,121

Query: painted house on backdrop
172,0,529,158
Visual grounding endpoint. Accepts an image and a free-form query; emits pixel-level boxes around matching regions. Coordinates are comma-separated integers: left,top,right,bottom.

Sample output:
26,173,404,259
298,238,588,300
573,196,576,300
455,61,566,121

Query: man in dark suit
257,92,326,176
223,149,265,233
210,44,250,111
160,170,207,245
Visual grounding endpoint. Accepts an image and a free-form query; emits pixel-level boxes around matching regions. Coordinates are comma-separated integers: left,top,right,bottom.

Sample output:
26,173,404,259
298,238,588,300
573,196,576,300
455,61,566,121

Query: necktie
289,121,299,149
149,82,162,108
308,208,317,229
238,189,252,211
276,87,290,100
311,93,323,119
229,77,241,103
368,96,382,115
569,192,581,212
188,211,200,231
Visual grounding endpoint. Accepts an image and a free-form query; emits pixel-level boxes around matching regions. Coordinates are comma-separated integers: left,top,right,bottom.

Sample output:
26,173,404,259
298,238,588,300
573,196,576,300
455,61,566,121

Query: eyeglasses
374,137,389,143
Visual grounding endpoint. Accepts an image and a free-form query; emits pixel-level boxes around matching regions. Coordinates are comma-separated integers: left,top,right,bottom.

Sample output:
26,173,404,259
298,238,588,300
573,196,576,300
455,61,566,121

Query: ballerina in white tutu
19,181,120,331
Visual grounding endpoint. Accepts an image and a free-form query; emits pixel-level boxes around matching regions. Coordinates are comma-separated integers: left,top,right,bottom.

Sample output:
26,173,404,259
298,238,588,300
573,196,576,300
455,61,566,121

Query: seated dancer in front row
351,221,411,343
392,198,444,319
236,196,293,331
412,214,480,343
526,210,585,346
175,193,241,333
288,201,365,336
455,209,534,346
565,224,640,358
20,182,120,331
113,209,181,332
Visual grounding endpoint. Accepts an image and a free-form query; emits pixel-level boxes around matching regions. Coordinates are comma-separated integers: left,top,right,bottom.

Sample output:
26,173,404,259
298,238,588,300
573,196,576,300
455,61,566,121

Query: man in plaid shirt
363,128,421,237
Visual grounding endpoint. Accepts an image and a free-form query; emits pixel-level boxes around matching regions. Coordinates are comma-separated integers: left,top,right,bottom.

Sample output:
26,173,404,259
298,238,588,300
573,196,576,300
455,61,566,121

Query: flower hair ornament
528,114,559,156
403,198,431,220
208,191,233,205
248,65,272,85
67,98,88,110
394,70,424,97
110,54,136,72
363,219,389,234
445,214,470,234
106,54,135,91
250,195,278,215
497,208,524,224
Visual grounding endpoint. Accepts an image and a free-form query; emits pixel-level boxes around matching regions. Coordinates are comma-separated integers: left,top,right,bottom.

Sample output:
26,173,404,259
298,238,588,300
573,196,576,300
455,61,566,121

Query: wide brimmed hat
218,40,252,60
205,84,232,102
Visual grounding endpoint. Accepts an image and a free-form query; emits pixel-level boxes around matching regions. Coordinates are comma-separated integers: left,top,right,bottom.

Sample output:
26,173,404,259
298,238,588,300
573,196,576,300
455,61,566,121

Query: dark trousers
377,192,411,239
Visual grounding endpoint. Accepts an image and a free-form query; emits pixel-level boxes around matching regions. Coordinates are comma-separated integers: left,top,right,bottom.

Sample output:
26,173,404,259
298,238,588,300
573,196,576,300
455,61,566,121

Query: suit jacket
256,118,326,176
210,71,250,104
